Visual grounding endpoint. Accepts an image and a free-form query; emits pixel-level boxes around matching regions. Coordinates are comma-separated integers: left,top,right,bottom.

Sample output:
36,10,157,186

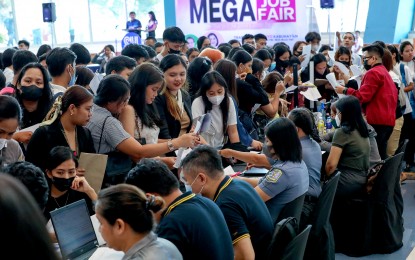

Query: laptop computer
50,199,99,260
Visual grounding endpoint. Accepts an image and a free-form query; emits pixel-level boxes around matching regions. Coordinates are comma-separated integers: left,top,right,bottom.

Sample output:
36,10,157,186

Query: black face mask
168,49,181,55
363,60,372,71
52,176,75,192
20,85,43,101
277,59,290,68
296,51,303,56
339,61,350,67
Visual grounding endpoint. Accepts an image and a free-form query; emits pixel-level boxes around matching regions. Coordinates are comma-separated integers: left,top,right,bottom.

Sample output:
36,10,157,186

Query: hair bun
145,194,165,213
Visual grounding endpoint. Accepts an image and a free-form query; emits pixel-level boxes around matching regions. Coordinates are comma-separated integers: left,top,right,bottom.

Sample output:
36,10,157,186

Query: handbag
98,116,133,178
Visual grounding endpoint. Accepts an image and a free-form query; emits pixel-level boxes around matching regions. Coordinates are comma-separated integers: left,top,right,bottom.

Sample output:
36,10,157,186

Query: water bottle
326,113,332,132
320,103,326,121
318,116,325,136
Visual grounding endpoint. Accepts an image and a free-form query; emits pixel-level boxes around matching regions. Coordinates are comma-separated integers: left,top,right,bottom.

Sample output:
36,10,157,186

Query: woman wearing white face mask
191,71,239,148
0,96,25,168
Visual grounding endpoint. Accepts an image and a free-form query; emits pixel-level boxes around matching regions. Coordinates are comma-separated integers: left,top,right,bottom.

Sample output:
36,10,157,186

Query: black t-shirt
157,192,234,260
237,74,270,114
214,176,274,259
44,189,94,220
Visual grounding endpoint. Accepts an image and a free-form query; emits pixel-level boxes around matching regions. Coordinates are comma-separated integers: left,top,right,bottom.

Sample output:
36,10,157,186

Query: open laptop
50,199,99,260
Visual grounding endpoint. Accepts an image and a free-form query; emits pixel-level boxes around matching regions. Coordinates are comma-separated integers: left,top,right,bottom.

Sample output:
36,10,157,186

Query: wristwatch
167,139,176,152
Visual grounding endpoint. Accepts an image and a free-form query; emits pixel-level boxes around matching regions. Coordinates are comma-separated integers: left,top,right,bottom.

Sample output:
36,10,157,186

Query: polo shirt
258,160,309,224
122,232,182,260
214,176,273,260
157,192,234,260
300,136,322,198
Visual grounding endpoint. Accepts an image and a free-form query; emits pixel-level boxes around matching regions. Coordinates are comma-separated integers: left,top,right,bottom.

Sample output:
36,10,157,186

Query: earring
70,112,73,116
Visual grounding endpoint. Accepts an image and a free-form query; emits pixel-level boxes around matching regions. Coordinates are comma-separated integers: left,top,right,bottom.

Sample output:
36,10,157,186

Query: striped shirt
86,104,130,154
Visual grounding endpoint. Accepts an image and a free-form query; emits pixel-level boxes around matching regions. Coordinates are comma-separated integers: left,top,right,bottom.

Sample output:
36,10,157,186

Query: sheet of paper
18,123,40,133
224,165,236,176
333,61,350,76
251,103,261,114
90,214,106,246
300,87,321,101
285,85,298,93
337,80,345,86
326,73,338,89
301,44,312,68
173,148,192,168
78,153,108,193
89,73,104,95
89,247,124,260
350,65,362,77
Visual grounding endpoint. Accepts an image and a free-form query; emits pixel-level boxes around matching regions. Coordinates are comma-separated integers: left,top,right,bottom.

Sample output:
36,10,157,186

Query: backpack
266,217,299,259
398,64,408,113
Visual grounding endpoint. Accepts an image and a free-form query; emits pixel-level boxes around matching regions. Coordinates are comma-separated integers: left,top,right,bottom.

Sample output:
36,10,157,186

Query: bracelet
167,139,176,152
343,87,348,95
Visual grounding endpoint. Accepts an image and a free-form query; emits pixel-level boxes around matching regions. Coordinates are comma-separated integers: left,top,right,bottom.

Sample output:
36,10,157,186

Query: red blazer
346,64,397,126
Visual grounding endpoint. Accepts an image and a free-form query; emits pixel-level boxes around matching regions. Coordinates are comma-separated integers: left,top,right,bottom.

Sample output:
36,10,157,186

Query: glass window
0,0,15,47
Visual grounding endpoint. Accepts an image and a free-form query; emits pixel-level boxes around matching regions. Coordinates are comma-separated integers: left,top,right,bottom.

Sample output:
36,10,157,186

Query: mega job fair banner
175,0,312,48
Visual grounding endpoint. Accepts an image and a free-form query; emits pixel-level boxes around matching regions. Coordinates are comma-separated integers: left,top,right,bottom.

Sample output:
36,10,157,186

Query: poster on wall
175,0,312,49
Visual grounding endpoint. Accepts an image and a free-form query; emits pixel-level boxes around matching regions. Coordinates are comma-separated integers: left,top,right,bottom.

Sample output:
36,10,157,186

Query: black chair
370,152,404,254
276,193,306,224
332,153,405,256
304,171,340,260
394,139,408,155
281,225,312,260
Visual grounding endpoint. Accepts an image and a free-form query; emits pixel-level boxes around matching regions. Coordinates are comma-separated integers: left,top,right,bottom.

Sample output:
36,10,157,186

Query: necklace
61,127,79,157
53,192,70,208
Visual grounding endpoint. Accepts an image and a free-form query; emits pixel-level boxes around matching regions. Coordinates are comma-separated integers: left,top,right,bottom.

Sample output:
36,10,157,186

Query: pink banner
175,0,310,48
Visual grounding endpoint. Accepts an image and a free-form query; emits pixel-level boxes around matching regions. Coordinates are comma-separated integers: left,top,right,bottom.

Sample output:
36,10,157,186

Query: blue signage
121,32,141,48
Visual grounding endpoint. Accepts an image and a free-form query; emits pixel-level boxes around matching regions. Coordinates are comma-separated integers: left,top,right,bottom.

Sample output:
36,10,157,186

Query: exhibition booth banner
175,0,311,48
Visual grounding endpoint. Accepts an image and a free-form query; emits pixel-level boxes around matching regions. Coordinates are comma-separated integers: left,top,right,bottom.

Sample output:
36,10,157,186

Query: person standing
146,11,158,38
336,44,398,159
126,11,142,39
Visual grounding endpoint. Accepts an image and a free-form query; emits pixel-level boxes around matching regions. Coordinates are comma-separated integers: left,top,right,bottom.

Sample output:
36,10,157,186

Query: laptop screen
50,199,98,259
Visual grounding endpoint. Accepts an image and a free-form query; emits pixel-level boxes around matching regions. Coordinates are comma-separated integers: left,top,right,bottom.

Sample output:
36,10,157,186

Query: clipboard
78,153,108,193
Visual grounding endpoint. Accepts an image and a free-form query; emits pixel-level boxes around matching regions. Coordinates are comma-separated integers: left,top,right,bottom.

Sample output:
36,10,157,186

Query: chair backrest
311,171,340,232
267,217,299,260
371,152,404,203
276,193,306,224
394,140,408,156
282,225,312,260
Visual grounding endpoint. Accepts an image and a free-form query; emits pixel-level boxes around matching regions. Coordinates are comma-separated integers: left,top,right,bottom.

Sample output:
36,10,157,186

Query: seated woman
237,118,309,223
155,55,193,145
27,86,95,172
119,63,177,169
95,184,182,259
75,66,95,95
0,175,58,260
214,59,262,150
232,50,282,120
13,63,53,145
0,96,25,167
87,75,197,184
44,146,97,220
301,54,332,111
325,96,370,198
331,46,358,90
192,71,240,148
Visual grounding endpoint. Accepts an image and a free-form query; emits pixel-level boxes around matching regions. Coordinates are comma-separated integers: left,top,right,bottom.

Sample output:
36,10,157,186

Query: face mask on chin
168,49,181,55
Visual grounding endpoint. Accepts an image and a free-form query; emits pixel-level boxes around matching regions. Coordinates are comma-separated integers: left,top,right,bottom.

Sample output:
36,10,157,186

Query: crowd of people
0,22,414,259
